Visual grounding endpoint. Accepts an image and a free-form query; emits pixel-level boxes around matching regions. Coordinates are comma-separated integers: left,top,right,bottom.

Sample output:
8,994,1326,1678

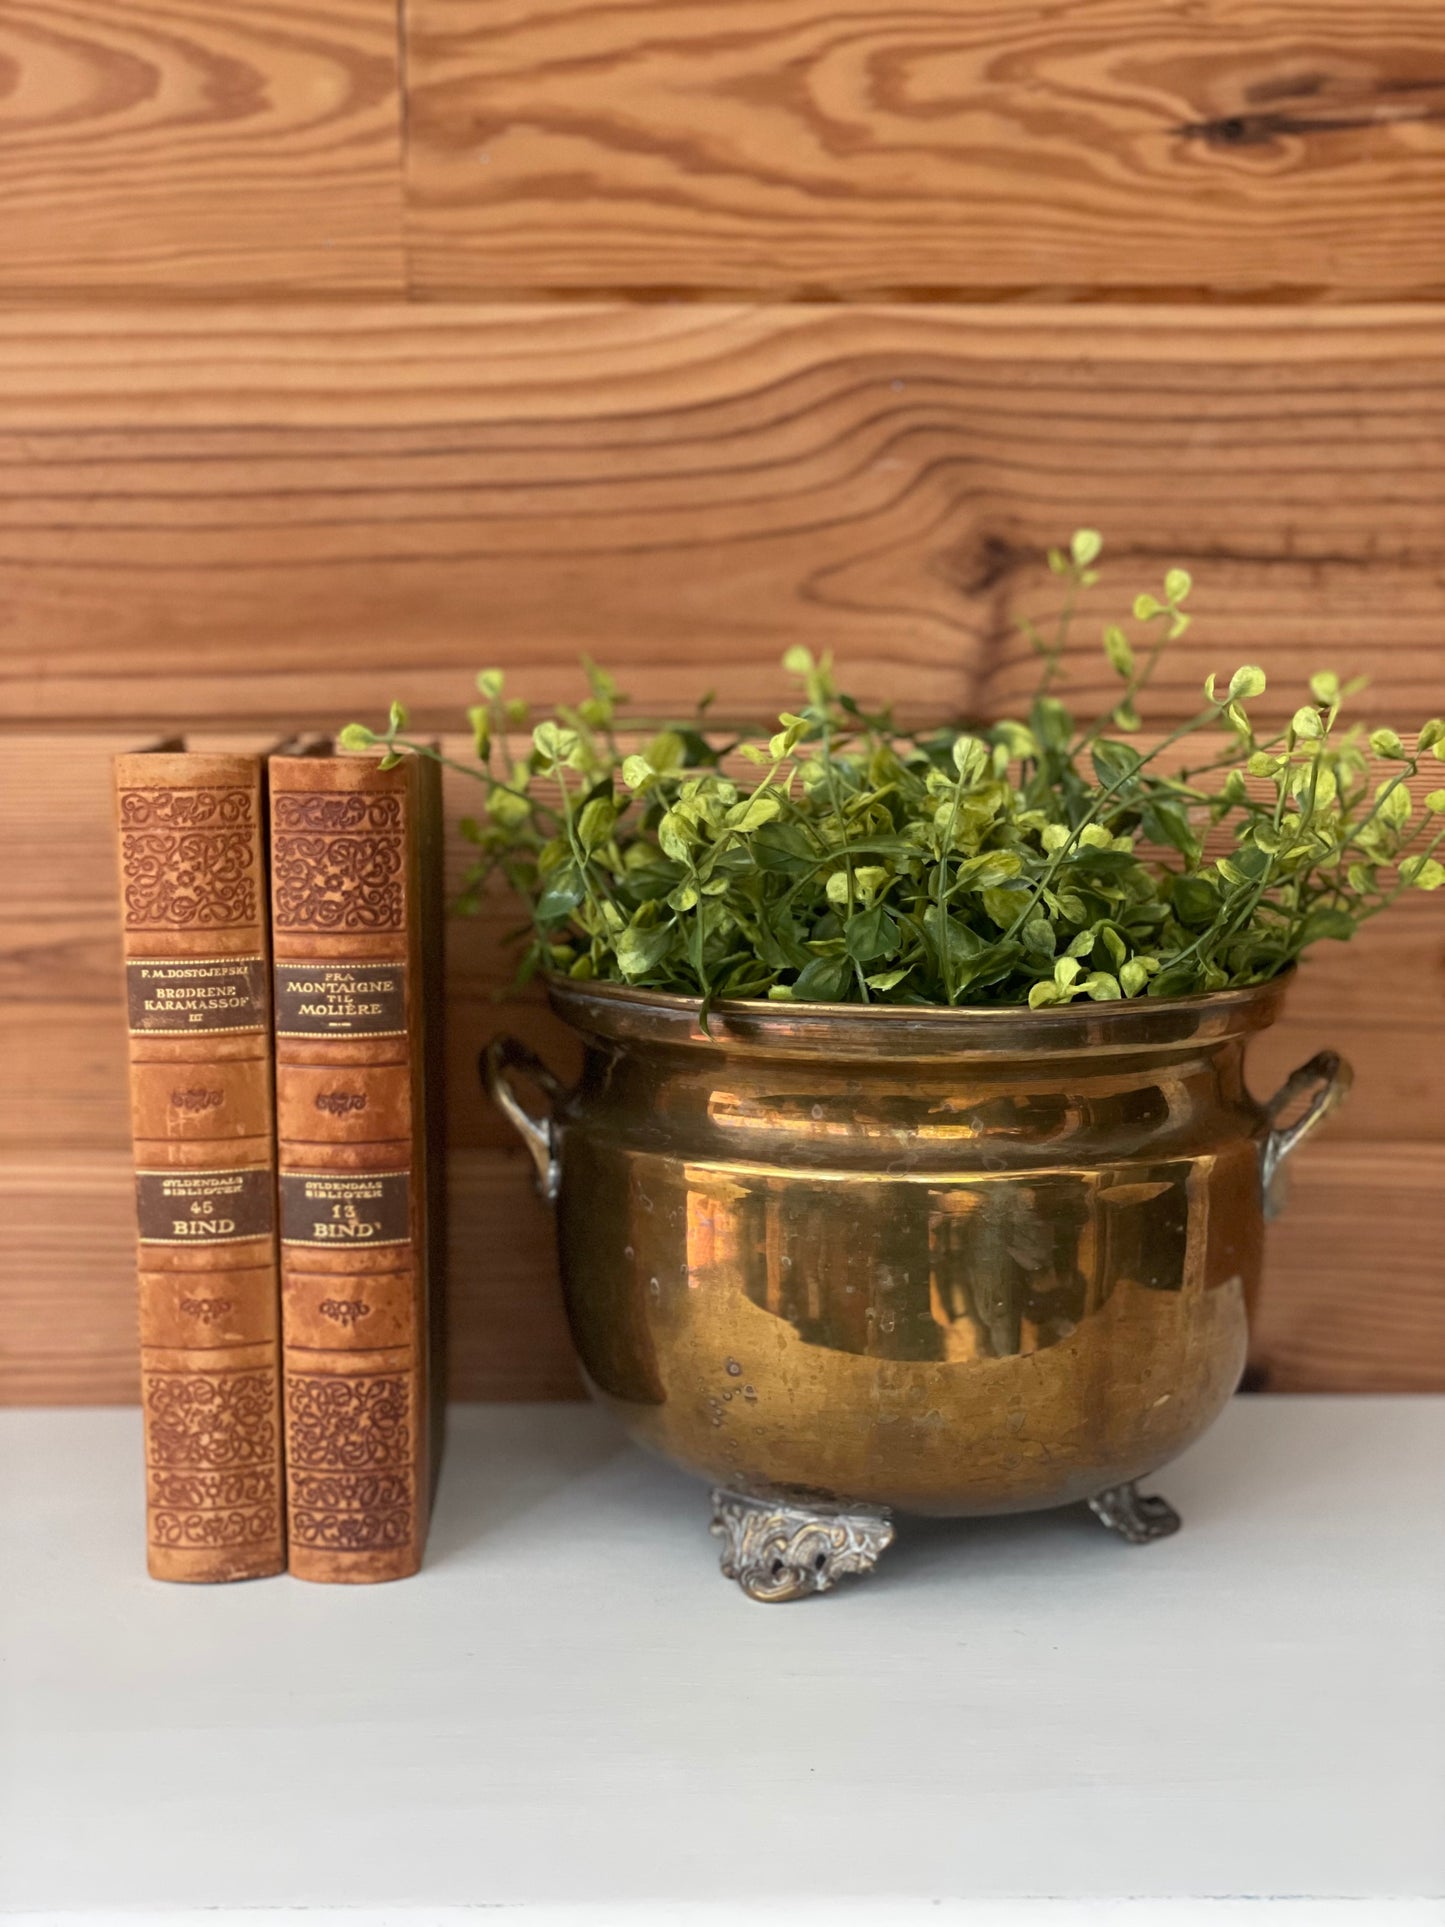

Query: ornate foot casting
710,1489,895,1603
1087,1480,1182,1544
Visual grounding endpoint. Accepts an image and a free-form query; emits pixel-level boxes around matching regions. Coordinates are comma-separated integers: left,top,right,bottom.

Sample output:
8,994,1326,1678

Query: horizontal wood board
0,0,405,299
5,1,1445,301
405,0,1445,301
3,305,1445,733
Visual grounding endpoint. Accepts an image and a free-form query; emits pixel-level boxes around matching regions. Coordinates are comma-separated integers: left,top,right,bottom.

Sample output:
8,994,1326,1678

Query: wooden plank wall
2,3,1443,1403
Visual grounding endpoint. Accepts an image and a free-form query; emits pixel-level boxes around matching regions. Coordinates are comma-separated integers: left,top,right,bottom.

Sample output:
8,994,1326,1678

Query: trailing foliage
342,534,1445,1012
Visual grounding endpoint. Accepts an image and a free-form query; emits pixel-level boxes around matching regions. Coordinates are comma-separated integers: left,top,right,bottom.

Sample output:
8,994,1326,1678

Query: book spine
268,753,439,1582
114,752,285,1582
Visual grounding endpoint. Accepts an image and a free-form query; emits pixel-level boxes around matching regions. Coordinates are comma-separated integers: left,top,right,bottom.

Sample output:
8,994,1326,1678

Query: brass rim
545,969,1292,1059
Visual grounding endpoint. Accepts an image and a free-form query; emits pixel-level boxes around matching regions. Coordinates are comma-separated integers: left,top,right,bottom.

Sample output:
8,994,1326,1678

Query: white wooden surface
0,1398,1442,1922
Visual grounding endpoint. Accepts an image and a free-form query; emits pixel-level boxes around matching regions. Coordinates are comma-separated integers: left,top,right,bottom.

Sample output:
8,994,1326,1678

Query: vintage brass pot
486,976,1349,1601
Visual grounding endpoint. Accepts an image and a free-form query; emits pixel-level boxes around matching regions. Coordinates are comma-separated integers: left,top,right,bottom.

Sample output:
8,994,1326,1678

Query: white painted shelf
1,1397,1442,1924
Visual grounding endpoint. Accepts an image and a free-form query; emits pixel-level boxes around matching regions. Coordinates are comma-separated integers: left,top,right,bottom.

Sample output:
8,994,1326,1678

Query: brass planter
487,977,1349,1601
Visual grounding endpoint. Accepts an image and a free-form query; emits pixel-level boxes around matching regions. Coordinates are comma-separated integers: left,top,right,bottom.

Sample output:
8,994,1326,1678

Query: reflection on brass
487,978,1349,1593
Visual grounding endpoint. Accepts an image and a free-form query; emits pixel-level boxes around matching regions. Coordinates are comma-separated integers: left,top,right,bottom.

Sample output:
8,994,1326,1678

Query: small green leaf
792,955,853,1001
388,700,408,734
993,720,1038,760
1164,568,1192,605
1369,728,1405,759
657,811,695,863
1120,958,1152,997
951,734,989,782
644,730,685,774
1103,624,1134,678
1071,528,1103,568
1172,875,1220,927
845,904,899,963
1142,800,1200,863
1400,856,1445,891
487,783,531,830
577,796,617,852
724,794,782,833
1309,671,1340,706
1291,706,1324,740
532,720,582,769
615,921,676,980
1082,972,1122,1001
535,865,585,923
467,704,491,758
1022,918,1057,959
768,713,809,760
1300,906,1355,942
1229,665,1267,702
1091,740,1141,792
337,723,375,751
1377,779,1412,830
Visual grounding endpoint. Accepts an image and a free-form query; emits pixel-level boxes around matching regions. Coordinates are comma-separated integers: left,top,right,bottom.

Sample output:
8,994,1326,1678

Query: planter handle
1260,1049,1352,1220
483,1037,565,1203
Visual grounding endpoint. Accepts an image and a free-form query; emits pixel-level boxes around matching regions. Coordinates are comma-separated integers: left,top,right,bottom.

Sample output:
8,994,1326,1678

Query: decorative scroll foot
709,1489,895,1603
1087,1480,1182,1544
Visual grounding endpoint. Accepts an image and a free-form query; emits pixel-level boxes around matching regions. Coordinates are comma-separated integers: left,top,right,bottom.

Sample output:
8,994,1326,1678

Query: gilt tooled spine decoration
119,787,258,931
150,1468,279,1510
290,1471,413,1550
151,1506,281,1548
119,787,254,831
284,1374,413,1550
272,794,403,834
285,1372,411,1467
149,1469,280,1548
271,815,405,932
120,831,257,928
144,1370,278,1469
179,1295,234,1325
143,1374,280,1550
318,1297,372,1328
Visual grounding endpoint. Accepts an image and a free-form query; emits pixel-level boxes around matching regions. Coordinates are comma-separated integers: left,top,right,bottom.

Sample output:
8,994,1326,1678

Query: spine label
135,1167,276,1244
126,956,268,1034
280,1170,412,1247
274,962,406,1037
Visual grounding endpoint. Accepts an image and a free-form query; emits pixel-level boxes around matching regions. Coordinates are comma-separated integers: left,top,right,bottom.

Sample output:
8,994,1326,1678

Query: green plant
342,533,1445,1012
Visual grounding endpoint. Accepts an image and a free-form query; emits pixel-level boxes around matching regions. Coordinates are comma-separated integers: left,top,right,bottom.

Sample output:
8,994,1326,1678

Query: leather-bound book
114,748,285,1582
268,749,446,1582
